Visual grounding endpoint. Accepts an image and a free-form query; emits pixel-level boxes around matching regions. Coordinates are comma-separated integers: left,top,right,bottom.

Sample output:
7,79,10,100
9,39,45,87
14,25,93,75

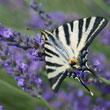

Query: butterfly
41,16,108,96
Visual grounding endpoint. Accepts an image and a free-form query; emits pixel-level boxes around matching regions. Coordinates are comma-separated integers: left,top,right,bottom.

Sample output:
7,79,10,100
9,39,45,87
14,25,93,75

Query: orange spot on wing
71,59,78,63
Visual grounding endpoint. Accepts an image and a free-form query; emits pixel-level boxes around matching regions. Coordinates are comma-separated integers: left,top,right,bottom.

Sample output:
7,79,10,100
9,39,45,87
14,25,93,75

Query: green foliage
0,69,50,110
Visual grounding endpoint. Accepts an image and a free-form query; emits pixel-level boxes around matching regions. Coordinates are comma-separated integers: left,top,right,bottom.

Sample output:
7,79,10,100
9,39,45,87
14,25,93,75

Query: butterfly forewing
42,16,108,92
53,17,107,56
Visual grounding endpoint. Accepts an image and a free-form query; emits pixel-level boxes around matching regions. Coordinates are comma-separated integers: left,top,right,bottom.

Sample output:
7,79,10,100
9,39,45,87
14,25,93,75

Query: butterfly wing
52,16,108,73
41,30,73,92
52,17,108,58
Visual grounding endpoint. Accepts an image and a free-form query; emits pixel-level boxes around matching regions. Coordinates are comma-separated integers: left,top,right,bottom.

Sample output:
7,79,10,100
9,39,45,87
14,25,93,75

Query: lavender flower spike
0,24,45,98
0,27,13,38
30,1,53,30
0,106,4,110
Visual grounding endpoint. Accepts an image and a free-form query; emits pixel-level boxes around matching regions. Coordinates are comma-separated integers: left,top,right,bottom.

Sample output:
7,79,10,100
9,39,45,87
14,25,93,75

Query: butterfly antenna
75,77,94,96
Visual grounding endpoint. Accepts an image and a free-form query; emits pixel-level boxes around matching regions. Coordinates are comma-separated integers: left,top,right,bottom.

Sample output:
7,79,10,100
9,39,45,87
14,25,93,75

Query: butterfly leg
75,77,94,96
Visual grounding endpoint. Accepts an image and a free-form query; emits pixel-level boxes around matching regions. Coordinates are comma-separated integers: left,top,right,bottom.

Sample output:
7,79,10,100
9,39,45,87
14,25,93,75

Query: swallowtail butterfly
41,17,108,96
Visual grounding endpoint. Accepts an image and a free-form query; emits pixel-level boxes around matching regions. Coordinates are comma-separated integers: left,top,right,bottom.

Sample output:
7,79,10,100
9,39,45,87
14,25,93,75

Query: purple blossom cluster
106,0,110,5
90,52,110,79
40,84,110,110
90,52,110,95
100,25,110,45
27,1,79,30
0,23,45,97
0,106,4,110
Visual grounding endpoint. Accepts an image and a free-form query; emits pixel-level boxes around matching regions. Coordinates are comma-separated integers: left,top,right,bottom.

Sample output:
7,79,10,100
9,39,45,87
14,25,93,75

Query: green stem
38,95,55,110
99,77,110,85
33,87,56,110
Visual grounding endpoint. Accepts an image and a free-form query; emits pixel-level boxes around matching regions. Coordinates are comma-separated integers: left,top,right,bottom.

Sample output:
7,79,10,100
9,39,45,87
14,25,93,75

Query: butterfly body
41,16,108,95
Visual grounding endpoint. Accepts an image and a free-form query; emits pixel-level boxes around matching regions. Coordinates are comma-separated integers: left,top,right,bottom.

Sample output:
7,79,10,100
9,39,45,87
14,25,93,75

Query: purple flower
101,29,110,45
28,49,44,61
34,34,44,47
82,96,91,106
15,76,25,87
0,24,45,97
77,89,84,97
17,61,28,71
30,0,38,9
0,27,13,38
100,26,110,45
105,71,110,80
30,49,40,60
27,15,46,29
0,106,4,110
35,78,42,85
91,53,106,72
29,1,53,30
106,0,110,5
43,87,53,101
75,69,87,78
50,12,66,24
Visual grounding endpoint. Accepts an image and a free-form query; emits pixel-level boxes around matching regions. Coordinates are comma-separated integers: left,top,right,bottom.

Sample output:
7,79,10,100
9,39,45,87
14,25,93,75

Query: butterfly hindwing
42,16,108,92
42,30,71,92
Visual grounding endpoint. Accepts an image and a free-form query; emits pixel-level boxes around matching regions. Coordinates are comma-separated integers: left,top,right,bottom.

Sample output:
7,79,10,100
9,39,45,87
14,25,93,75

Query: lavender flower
90,52,107,72
26,15,46,29
0,24,45,97
27,9,79,30
106,0,110,5
41,84,110,110
16,76,25,87
101,27,110,45
49,12,66,24
0,106,4,110
0,27,13,38
30,1,53,30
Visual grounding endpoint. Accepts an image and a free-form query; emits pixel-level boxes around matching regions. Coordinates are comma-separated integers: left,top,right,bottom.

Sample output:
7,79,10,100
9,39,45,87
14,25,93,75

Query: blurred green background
0,0,110,110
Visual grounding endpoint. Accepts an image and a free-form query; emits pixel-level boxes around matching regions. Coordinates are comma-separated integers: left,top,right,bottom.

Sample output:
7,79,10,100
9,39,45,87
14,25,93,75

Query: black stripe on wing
55,28,59,39
44,53,52,58
41,30,58,46
45,48,59,57
45,41,51,45
85,17,91,31
63,24,70,45
47,68,55,73
77,19,83,47
70,22,73,32
85,17,108,49
49,72,67,92
46,61,63,67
